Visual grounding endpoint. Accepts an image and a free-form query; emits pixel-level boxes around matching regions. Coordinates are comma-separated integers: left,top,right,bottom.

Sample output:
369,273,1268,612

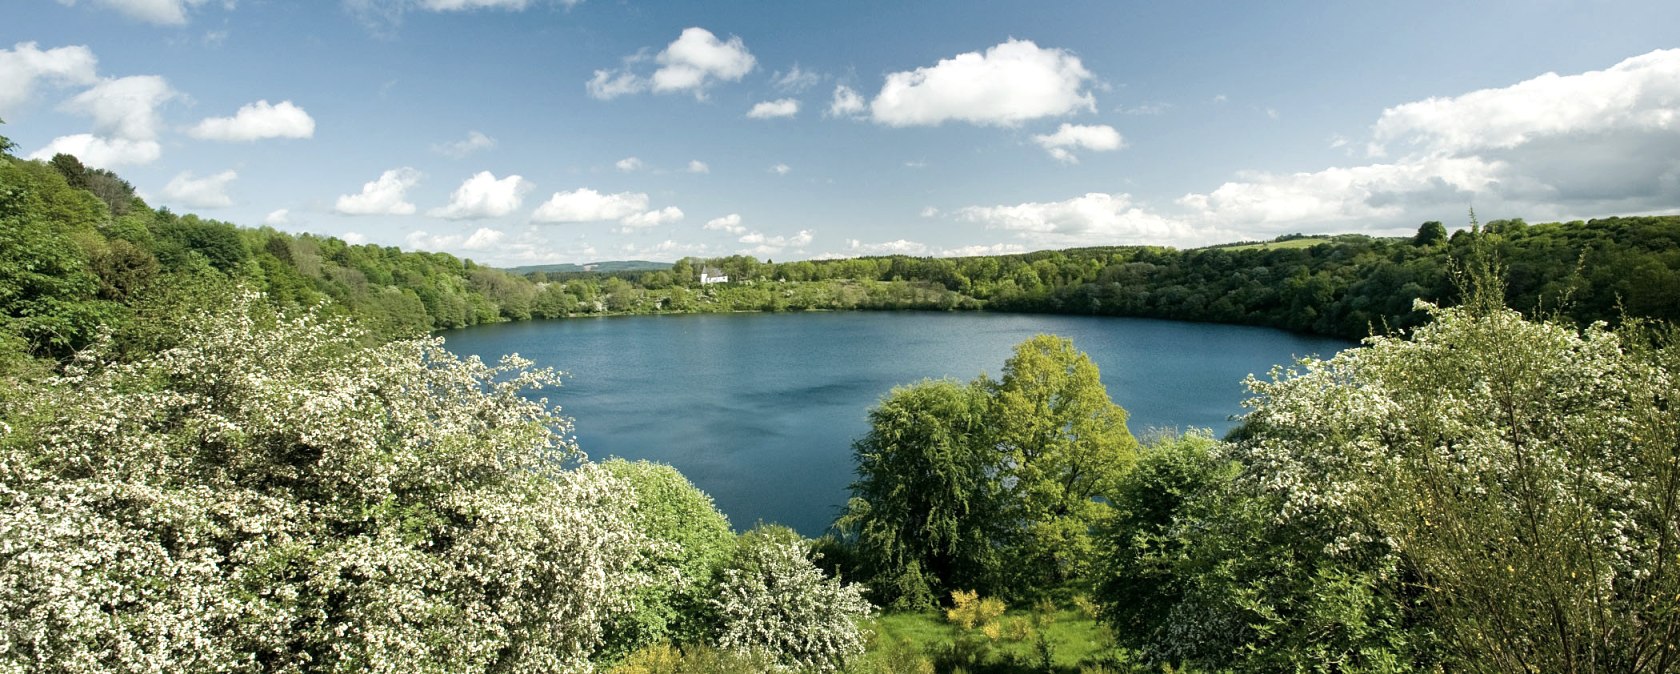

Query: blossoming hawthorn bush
711,526,873,673
0,291,653,673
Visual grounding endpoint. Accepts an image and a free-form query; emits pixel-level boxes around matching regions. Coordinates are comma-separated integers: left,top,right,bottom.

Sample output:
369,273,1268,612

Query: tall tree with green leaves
836,378,1001,608
989,334,1138,587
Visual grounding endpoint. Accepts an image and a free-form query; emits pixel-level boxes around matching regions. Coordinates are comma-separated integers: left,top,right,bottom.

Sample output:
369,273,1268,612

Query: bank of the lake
444,312,1351,535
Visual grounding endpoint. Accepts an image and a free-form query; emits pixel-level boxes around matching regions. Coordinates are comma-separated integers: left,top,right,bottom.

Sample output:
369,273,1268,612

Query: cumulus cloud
28,135,160,167
341,232,368,245
687,159,710,174
1032,123,1124,163
1372,48,1680,157
188,100,315,141
62,75,176,141
704,213,745,234
615,156,642,172
588,27,755,100
55,0,217,25
770,163,791,175
335,167,422,215
747,98,799,119
828,85,865,118
406,227,506,253
429,171,531,220
433,130,496,157
161,169,237,208
265,209,289,226
1177,48,1680,234
958,192,1227,247
531,188,650,222
869,39,1096,127
939,243,1027,257
620,206,684,229
0,42,98,112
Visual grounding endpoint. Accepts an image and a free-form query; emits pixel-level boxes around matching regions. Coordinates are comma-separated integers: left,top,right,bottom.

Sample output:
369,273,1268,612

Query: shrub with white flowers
0,291,652,673
710,526,873,673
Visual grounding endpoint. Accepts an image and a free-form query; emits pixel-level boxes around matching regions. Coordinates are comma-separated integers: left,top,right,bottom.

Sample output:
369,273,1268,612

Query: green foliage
839,378,1001,608
989,335,1137,588
598,459,737,658
838,336,1136,603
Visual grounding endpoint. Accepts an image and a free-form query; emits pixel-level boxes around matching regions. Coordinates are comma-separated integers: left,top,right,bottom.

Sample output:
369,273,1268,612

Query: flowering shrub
0,292,651,673
711,526,873,673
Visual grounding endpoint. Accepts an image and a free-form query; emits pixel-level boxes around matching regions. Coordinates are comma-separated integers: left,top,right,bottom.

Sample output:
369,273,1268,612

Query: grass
1218,237,1334,251
853,608,1121,673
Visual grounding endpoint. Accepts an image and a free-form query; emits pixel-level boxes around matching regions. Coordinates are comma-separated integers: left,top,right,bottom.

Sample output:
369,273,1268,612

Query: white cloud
28,135,159,167
869,39,1096,127
265,208,289,226
1032,123,1124,163
161,169,237,209
429,171,531,220
62,75,175,141
958,192,1225,247
1178,48,1680,234
770,163,791,175
589,27,755,100
687,159,710,174
939,243,1026,257
1118,101,1171,115
586,69,645,100
620,206,684,229
651,27,756,98
531,188,650,222
772,64,820,93
747,98,799,119
188,100,315,141
704,213,745,234
738,229,812,247
55,0,216,25
828,85,865,118
406,226,506,253
335,167,422,216
919,206,940,218
1176,156,1502,229
847,239,927,256
341,232,367,245
615,156,642,172
0,42,98,113
1370,48,1680,157
433,130,496,157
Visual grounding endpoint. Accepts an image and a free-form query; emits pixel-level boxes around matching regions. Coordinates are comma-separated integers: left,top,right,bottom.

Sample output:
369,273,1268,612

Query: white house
699,268,729,284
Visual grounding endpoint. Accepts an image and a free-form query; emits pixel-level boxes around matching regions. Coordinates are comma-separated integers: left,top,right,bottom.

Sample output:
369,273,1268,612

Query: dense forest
4,139,1679,672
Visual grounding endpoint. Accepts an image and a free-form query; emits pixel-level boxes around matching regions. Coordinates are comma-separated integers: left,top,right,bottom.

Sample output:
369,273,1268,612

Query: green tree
1413,220,1448,246
989,334,1137,587
837,378,1001,609
598,459,737,658
710,526,873,673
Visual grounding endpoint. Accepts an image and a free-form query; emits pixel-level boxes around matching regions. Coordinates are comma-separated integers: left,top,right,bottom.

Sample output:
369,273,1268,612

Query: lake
442,312,1351,535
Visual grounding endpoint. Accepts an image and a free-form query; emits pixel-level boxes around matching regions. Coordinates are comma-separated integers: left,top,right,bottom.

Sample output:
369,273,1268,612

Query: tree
598,459,737,658
0,116,15,156
837,378,1001,609
1413,220,1448,247
988,334,1137,587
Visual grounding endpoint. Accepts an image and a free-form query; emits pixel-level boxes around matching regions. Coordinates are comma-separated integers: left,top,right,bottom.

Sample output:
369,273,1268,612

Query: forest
3,140,1679,672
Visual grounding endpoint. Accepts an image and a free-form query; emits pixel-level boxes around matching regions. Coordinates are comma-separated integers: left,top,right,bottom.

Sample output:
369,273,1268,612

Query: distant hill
504,260,671,275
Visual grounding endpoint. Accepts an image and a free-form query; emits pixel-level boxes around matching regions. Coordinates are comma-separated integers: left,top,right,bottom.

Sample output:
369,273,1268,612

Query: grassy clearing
853,609,1121,673
1218,237,1334,251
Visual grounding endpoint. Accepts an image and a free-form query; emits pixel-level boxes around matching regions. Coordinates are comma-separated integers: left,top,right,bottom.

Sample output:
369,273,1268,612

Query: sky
3,1,1679,266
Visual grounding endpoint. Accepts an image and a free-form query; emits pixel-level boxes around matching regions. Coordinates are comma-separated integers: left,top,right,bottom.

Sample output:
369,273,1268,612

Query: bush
711,526,874,672
0,291,653,673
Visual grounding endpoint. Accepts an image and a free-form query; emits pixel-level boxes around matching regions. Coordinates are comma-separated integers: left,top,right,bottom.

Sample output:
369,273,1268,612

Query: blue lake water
442,312,1351,536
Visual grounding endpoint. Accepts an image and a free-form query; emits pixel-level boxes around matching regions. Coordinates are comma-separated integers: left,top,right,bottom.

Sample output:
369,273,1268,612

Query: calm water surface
443,312,1350,535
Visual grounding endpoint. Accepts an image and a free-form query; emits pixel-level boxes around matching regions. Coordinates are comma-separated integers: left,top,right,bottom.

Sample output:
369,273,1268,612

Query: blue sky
4,0,1679,265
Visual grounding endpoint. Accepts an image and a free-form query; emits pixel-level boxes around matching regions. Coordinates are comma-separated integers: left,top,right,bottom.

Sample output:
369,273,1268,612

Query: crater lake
443,312,1351,536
